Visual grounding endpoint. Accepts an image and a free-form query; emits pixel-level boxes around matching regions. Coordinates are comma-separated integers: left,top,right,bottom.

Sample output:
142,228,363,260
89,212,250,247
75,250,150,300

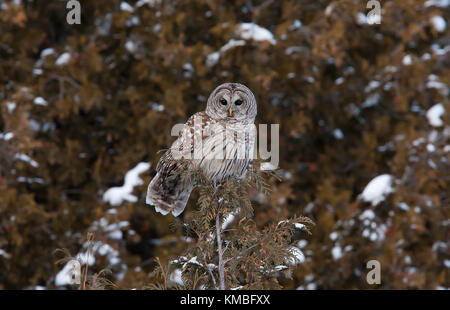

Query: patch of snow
397,202,410,211
428,159,437,169
360,209,376,221
368,232,376,241
261,162,277,171
91,241,121,266
183,62,194,72
356,12,367,25
305,274,314,282
107,208,117,215
170,256,188,265
431,16,446,32
384,66,398,73
55,52,71,66
333,128,344,140
365,80,380,93
356,11,380,25
404,256,412,264
180,236,193,243
120,2,134,12
325,2,336,16
108,230,123,240
206,51,220,67
98,244,114,256
361,93,380,108
362,228,370,238
33,97,48,106
126,16,140,27
424,0,450,7
297,240,308,249
77,252,95,266
17,177,45,184
103,162,150,206
125,40,137,53
150,102,164,112
182,256,203,268
222,212,236,230
330,232,339,241
169,268,184,286
40,48,55,58
335,77,344,85
331,245,343,260
286,246,305,265
0,132,14,141
136,0,160,7
274,265,288,271
152,24,161,33
422,53,431,61
431,44,450,56
6,102,16,113
426,103,445,127
220,39,246,53
236,23,276,45
14,153,39,168
206,39,246,67
96,13,112,36
0,249,10,259
432,241,447,252
33,68,43,75
109,257,121,265
426,75,449,96
428,130,438,143
298,283,318,290
285,46,303,55
413,137,426,147
295,223,306,230
55,260,81,286
402,54,413,66
427,143,436,152
288,19,302,31
305,76,315,83
360,174,394,206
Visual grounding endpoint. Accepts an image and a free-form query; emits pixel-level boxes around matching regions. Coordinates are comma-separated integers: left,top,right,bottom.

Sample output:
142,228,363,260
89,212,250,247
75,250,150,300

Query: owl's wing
156,111,210,171
147,112,209,216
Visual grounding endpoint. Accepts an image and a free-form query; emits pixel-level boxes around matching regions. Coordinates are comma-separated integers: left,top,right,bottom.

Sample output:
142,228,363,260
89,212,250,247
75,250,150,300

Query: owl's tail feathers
146,172,193,217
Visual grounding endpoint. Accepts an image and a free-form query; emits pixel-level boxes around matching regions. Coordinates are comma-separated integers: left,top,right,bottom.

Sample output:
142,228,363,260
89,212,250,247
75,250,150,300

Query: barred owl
146,83,257,216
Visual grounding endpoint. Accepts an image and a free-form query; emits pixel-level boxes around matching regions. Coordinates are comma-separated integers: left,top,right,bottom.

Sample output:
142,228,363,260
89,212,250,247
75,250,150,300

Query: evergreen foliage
161,160,314,289
0,0,448,289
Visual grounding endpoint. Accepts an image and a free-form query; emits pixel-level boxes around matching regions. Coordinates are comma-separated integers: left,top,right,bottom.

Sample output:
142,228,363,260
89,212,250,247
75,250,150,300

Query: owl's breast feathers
147,111,256,216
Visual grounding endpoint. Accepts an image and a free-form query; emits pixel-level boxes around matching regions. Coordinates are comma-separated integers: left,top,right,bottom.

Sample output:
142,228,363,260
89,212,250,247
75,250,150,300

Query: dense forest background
0,0,449,289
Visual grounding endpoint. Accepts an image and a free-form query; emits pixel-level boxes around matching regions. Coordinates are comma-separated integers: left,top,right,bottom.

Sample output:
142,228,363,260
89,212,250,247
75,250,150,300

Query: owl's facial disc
206,82,257,122
216,91,248,120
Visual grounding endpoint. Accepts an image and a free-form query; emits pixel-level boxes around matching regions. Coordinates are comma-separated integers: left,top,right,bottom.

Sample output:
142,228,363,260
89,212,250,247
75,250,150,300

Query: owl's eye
220,99,227,105
234,99,243,106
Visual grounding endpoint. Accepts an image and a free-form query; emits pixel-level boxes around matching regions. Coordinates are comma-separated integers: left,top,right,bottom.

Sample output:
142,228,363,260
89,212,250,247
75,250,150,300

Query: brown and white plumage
146,83,257,216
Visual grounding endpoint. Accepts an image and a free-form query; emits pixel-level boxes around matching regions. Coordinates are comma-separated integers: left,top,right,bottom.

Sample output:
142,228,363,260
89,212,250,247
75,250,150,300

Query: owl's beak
228,107,233,117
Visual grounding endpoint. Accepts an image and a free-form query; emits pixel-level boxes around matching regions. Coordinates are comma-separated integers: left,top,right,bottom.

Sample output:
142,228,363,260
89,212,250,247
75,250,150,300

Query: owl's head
205,83,257,123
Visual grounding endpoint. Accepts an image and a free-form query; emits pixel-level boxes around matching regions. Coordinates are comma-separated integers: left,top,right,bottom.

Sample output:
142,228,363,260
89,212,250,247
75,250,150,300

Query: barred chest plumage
191,119,256,183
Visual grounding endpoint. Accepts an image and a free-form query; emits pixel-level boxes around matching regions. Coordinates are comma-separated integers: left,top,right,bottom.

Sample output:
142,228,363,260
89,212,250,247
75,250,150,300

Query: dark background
0,0,448,289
